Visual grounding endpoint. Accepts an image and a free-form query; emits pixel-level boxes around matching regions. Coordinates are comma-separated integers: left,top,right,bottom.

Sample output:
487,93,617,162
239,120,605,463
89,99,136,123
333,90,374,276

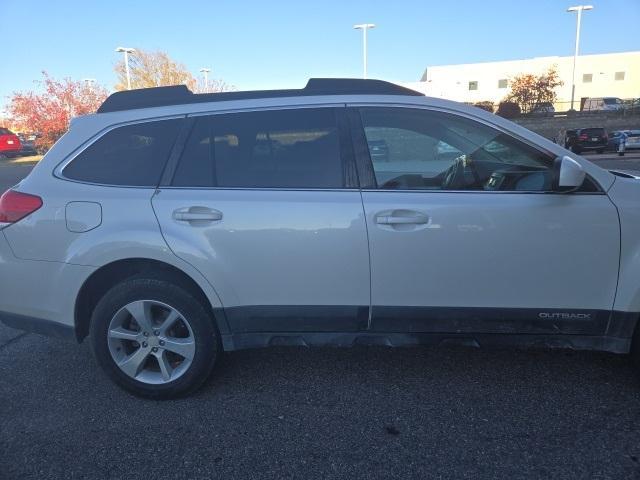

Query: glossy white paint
362,190,620,310
608,177,640,313
0,231,95,326
152,189,370,308
65,201,102,233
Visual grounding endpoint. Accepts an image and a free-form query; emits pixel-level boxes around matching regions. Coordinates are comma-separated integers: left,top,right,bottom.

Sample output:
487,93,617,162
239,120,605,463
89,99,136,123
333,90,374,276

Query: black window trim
347,103,605,195
55,114,189,188
163,104,359,191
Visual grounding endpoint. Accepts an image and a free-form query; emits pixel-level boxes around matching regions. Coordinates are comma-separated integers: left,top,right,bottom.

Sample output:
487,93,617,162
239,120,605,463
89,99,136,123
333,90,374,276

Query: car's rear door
152,106,370,333
350,105,620,336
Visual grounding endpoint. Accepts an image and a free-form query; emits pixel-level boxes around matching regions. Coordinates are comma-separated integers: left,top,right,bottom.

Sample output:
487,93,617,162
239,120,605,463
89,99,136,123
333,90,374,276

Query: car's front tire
90,277,220,399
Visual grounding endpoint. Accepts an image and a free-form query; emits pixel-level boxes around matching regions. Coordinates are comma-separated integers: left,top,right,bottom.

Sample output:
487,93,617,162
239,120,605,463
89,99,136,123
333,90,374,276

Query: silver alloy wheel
107,300,196,385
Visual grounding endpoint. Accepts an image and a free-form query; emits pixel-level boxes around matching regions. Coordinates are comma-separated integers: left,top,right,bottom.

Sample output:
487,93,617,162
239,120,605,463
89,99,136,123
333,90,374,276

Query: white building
403,51,640,108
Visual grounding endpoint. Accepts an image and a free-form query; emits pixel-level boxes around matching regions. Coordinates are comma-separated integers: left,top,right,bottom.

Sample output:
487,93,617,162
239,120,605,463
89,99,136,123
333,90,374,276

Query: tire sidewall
90,277,219,399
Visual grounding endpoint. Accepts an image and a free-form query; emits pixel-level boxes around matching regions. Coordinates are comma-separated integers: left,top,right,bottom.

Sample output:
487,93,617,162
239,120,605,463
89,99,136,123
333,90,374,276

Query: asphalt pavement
1,156,640,479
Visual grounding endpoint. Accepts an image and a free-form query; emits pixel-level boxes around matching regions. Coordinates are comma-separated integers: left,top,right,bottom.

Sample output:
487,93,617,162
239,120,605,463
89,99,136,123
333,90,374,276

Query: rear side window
63,119,183,186
172,108,344,189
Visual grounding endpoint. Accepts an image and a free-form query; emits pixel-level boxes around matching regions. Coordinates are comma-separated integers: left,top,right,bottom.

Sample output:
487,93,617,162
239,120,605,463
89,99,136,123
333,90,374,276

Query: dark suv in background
565,128,607,154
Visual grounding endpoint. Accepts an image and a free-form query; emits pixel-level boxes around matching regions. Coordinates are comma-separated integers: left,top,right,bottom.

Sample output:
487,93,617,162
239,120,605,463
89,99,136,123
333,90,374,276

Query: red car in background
0,128,22,159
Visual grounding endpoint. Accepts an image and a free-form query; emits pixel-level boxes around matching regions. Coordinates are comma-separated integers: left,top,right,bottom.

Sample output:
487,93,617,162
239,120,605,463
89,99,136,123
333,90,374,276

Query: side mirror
553,155,586,191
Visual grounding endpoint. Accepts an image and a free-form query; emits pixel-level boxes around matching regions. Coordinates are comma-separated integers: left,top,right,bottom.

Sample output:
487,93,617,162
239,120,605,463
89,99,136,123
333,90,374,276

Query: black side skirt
221,331,631,354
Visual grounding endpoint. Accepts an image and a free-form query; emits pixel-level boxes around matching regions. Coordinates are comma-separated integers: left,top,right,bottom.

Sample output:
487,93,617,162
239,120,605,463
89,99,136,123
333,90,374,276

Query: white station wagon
1,79,639,398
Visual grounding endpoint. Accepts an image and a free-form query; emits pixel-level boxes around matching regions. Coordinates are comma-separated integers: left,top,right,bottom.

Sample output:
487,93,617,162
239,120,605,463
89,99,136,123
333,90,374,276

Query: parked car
530,102,555,116
582,97,624,112
565,127,608,154
367,139,389,162
0,128,22,159
622,130,640,150
17,134,37,156
1,79,640,398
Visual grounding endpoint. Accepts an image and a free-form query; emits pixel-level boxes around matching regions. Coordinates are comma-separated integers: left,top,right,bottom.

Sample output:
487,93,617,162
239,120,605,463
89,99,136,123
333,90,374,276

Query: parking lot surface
1,155,640,479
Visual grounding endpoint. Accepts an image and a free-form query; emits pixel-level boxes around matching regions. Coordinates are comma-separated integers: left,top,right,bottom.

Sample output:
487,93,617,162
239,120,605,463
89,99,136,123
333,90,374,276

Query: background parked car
17,134,38,156
367,139,389,162
0,128,22,159
531,102,555,116
565,127,608,154
582,97,624,112
621,130,640,150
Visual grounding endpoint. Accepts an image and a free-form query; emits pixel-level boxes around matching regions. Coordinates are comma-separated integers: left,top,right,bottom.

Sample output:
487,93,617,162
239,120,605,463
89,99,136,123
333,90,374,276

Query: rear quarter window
63,119,183,186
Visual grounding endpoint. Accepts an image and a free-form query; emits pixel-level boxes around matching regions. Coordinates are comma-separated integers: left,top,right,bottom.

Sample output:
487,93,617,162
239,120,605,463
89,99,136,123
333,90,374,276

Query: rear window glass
0,128,11,135
63,119,183,186
581,128,605,136
172,108,344,189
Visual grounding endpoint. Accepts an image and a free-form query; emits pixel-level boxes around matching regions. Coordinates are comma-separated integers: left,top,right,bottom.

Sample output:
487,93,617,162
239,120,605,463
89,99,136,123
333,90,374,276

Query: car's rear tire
90,277,220,399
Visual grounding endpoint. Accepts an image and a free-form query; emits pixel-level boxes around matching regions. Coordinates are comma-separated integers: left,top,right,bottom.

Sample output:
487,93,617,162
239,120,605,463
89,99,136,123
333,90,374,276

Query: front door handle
172,207,223,223
375,211,429,225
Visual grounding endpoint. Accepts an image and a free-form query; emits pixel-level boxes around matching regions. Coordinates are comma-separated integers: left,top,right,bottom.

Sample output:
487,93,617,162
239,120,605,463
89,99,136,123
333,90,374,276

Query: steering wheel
441,155,481,190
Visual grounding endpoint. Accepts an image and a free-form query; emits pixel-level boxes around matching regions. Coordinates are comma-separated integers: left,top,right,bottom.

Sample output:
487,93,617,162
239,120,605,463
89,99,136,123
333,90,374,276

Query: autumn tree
504,67,563,114
114,49,198,91
193,77,235,94
114,48,234,93
7,72,108,150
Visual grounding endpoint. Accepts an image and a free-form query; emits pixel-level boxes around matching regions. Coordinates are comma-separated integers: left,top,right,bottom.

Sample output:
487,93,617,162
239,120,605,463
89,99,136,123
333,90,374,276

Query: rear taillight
579,134,588,140
0,190,43,224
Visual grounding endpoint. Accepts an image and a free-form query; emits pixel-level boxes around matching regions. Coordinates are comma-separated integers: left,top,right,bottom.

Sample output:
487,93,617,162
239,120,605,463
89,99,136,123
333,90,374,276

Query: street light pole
353,23,376,79
199,68,211,93
115,47,136,90
567,5,593,110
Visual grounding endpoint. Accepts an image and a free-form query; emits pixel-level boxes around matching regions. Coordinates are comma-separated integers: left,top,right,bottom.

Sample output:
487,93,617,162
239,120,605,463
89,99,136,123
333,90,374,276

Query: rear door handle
375,212,429,225
172,207,223,223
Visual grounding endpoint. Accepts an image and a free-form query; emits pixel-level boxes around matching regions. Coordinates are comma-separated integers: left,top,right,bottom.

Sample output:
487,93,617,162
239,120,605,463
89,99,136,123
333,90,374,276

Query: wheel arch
74,258,228,342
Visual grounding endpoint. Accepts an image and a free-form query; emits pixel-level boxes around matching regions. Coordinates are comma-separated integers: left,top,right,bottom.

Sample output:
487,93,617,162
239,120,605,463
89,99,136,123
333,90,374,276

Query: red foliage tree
7,72,108,151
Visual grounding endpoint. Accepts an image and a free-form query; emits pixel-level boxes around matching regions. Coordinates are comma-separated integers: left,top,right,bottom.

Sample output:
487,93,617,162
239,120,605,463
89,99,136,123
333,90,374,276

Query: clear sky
1,0,639,111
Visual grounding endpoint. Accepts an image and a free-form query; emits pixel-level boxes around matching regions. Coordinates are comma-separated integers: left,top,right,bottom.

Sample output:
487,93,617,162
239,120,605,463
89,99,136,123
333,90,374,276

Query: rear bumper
0,311,75,340
579,144,607,150
0,230,95,340
0,146,22,154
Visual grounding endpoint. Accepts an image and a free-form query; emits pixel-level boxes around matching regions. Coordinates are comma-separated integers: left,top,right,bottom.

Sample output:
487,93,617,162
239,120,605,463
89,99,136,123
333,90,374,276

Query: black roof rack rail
97,78,423,113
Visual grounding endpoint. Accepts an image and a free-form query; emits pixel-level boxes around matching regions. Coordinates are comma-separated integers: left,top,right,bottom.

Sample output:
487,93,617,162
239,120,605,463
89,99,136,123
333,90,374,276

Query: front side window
63,119,183,186
172,108,344,188
360,107,555,192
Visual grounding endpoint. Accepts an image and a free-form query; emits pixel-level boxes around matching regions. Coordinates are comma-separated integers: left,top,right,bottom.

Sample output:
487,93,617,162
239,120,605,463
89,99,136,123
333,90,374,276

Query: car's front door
351,106,620,335
152,107,370,333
